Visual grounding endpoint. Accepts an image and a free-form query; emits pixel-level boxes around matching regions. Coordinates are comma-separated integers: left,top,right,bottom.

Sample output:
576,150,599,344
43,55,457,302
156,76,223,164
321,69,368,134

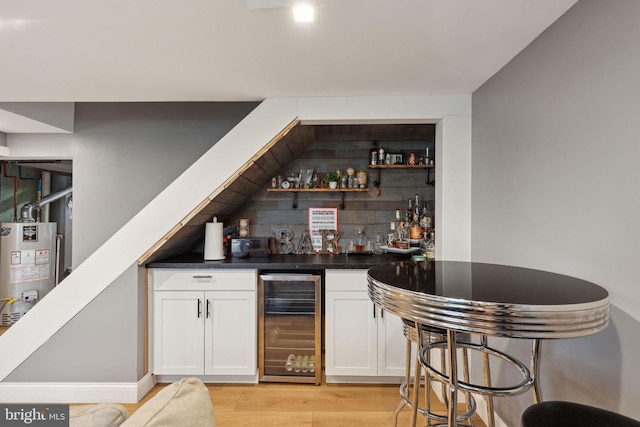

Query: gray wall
472,0,640,423
70,102,258,266
5,102,258,381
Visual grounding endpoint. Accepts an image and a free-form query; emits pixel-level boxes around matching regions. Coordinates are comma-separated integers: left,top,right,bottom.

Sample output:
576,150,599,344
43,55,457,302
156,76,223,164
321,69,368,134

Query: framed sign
308,207,338,252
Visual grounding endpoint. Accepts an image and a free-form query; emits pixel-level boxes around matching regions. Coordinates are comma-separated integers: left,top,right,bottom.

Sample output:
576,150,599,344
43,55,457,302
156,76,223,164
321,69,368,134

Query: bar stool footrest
399,380,477,422
419,340,534,397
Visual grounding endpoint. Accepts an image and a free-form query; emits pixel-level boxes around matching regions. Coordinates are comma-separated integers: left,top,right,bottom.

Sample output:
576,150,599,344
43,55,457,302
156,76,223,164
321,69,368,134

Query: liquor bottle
387,221,396,246
397,221,410,243
406,198,414,224
419,202,432,233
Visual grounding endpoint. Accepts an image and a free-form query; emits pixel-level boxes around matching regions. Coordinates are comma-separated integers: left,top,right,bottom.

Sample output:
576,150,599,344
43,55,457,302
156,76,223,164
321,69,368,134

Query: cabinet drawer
151,269,256,291
326,269,368,292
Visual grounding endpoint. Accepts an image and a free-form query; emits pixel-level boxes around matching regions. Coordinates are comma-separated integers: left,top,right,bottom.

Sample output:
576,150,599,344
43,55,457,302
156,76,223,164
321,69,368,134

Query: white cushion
122,378,215,427
70,403,129,427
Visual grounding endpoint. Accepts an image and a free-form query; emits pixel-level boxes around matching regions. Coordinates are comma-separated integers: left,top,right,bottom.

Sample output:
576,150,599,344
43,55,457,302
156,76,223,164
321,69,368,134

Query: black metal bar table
367,260,610,427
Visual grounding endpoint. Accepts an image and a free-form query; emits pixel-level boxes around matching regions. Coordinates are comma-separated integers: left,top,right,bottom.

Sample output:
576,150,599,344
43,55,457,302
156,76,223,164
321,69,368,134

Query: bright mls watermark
0,405,68,426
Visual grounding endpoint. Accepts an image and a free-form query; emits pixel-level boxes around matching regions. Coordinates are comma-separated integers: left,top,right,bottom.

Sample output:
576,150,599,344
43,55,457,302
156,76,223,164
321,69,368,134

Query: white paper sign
308,207,338,252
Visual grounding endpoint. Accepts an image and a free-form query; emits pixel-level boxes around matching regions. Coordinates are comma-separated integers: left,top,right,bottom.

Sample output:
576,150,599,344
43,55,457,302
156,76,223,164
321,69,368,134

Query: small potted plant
323,171,340,189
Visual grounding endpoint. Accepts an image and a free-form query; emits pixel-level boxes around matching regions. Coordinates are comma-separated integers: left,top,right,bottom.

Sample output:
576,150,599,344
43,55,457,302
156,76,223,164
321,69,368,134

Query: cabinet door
377,309,406,376
325,290,377,376
153,291,205,375
204,290,257,376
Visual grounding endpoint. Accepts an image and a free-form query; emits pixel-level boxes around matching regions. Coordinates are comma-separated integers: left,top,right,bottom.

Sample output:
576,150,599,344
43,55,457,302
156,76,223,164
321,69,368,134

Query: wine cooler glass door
259,274,322,384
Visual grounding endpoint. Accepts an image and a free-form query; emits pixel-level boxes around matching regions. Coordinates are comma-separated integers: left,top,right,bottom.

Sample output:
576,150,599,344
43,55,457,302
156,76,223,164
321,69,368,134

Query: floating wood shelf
267,188,369,209
266,188,369,192
367,164,434,169
368,164,435,189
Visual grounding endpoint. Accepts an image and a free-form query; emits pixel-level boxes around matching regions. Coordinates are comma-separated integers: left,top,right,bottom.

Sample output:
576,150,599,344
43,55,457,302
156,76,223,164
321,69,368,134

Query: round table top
367,260,610,339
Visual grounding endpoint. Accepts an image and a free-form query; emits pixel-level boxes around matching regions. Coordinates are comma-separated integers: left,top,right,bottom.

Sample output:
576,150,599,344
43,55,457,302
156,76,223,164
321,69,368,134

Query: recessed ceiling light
293,4,314,22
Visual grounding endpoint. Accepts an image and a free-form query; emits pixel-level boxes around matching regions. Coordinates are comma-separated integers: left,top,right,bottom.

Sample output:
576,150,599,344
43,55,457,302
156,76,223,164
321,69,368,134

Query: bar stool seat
521,401,640,427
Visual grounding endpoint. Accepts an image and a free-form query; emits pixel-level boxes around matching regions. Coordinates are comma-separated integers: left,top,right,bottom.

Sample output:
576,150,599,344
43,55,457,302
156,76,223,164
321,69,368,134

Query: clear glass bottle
422,231,435,260
355,225,366,251
413,195,421,224
285,354,295,371
406,198,414,224
419,203,432,233
387,221,396,246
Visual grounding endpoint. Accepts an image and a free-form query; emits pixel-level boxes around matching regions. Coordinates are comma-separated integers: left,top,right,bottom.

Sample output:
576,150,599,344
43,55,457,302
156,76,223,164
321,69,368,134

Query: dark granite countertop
146,252,410,270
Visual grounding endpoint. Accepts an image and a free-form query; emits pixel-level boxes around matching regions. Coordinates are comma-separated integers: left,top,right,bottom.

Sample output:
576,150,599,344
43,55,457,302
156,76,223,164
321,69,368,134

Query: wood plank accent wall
228,126,436,250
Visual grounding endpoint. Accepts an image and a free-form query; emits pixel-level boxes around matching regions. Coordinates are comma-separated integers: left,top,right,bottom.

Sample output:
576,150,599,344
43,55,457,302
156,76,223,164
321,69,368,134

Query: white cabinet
325,269,406,381
150,269,257,381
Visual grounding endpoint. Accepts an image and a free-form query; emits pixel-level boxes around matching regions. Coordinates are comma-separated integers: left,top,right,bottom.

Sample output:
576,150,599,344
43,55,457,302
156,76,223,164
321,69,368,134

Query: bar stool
394,319,481,427
521,401,640,427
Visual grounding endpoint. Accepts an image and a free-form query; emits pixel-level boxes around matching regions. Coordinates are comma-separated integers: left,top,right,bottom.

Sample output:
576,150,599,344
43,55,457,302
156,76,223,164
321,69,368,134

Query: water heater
0,222,57,326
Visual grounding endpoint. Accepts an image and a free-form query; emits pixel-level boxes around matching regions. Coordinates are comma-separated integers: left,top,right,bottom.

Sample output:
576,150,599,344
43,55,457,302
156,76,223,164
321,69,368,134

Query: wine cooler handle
197,299,202,318
206,299,211,318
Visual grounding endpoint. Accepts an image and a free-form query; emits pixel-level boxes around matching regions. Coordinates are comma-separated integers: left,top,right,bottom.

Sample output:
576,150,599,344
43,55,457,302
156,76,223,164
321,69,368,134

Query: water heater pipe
20,186,73,223
18,166,43,222
41,171,51,222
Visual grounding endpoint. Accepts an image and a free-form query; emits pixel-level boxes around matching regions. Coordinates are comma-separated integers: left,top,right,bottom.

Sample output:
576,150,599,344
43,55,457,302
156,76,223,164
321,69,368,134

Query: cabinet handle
381,308,384,318
192,275,212,279
197,299,202,318
373,304,376,319
206,299,211,318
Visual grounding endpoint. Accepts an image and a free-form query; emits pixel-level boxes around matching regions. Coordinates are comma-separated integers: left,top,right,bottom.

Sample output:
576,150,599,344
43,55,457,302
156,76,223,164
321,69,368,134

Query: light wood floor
121,382,487,427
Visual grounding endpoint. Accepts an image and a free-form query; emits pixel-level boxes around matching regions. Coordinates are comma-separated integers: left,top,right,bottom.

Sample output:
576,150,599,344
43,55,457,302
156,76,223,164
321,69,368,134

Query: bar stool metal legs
394,321,478,427
481,335,495,427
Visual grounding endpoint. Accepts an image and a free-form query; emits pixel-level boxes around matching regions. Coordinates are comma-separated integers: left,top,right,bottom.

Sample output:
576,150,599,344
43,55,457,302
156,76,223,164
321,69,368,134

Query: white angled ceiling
0,0,577,131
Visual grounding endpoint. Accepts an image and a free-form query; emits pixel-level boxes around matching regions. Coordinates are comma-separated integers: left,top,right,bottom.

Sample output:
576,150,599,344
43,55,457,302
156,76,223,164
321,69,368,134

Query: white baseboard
155,373,258,384
0,373,156,404
325,375,404,384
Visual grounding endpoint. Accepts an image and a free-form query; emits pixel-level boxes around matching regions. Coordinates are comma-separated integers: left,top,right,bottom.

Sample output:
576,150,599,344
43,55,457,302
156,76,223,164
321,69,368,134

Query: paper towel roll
204,220,225,260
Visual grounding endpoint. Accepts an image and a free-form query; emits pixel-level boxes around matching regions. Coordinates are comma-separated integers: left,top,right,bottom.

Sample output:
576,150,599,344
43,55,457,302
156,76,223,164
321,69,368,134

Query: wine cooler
258,273,322,384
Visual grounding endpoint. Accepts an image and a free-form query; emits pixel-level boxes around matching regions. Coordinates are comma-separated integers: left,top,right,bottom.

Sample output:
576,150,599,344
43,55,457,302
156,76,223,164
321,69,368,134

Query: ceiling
0,0,577,132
